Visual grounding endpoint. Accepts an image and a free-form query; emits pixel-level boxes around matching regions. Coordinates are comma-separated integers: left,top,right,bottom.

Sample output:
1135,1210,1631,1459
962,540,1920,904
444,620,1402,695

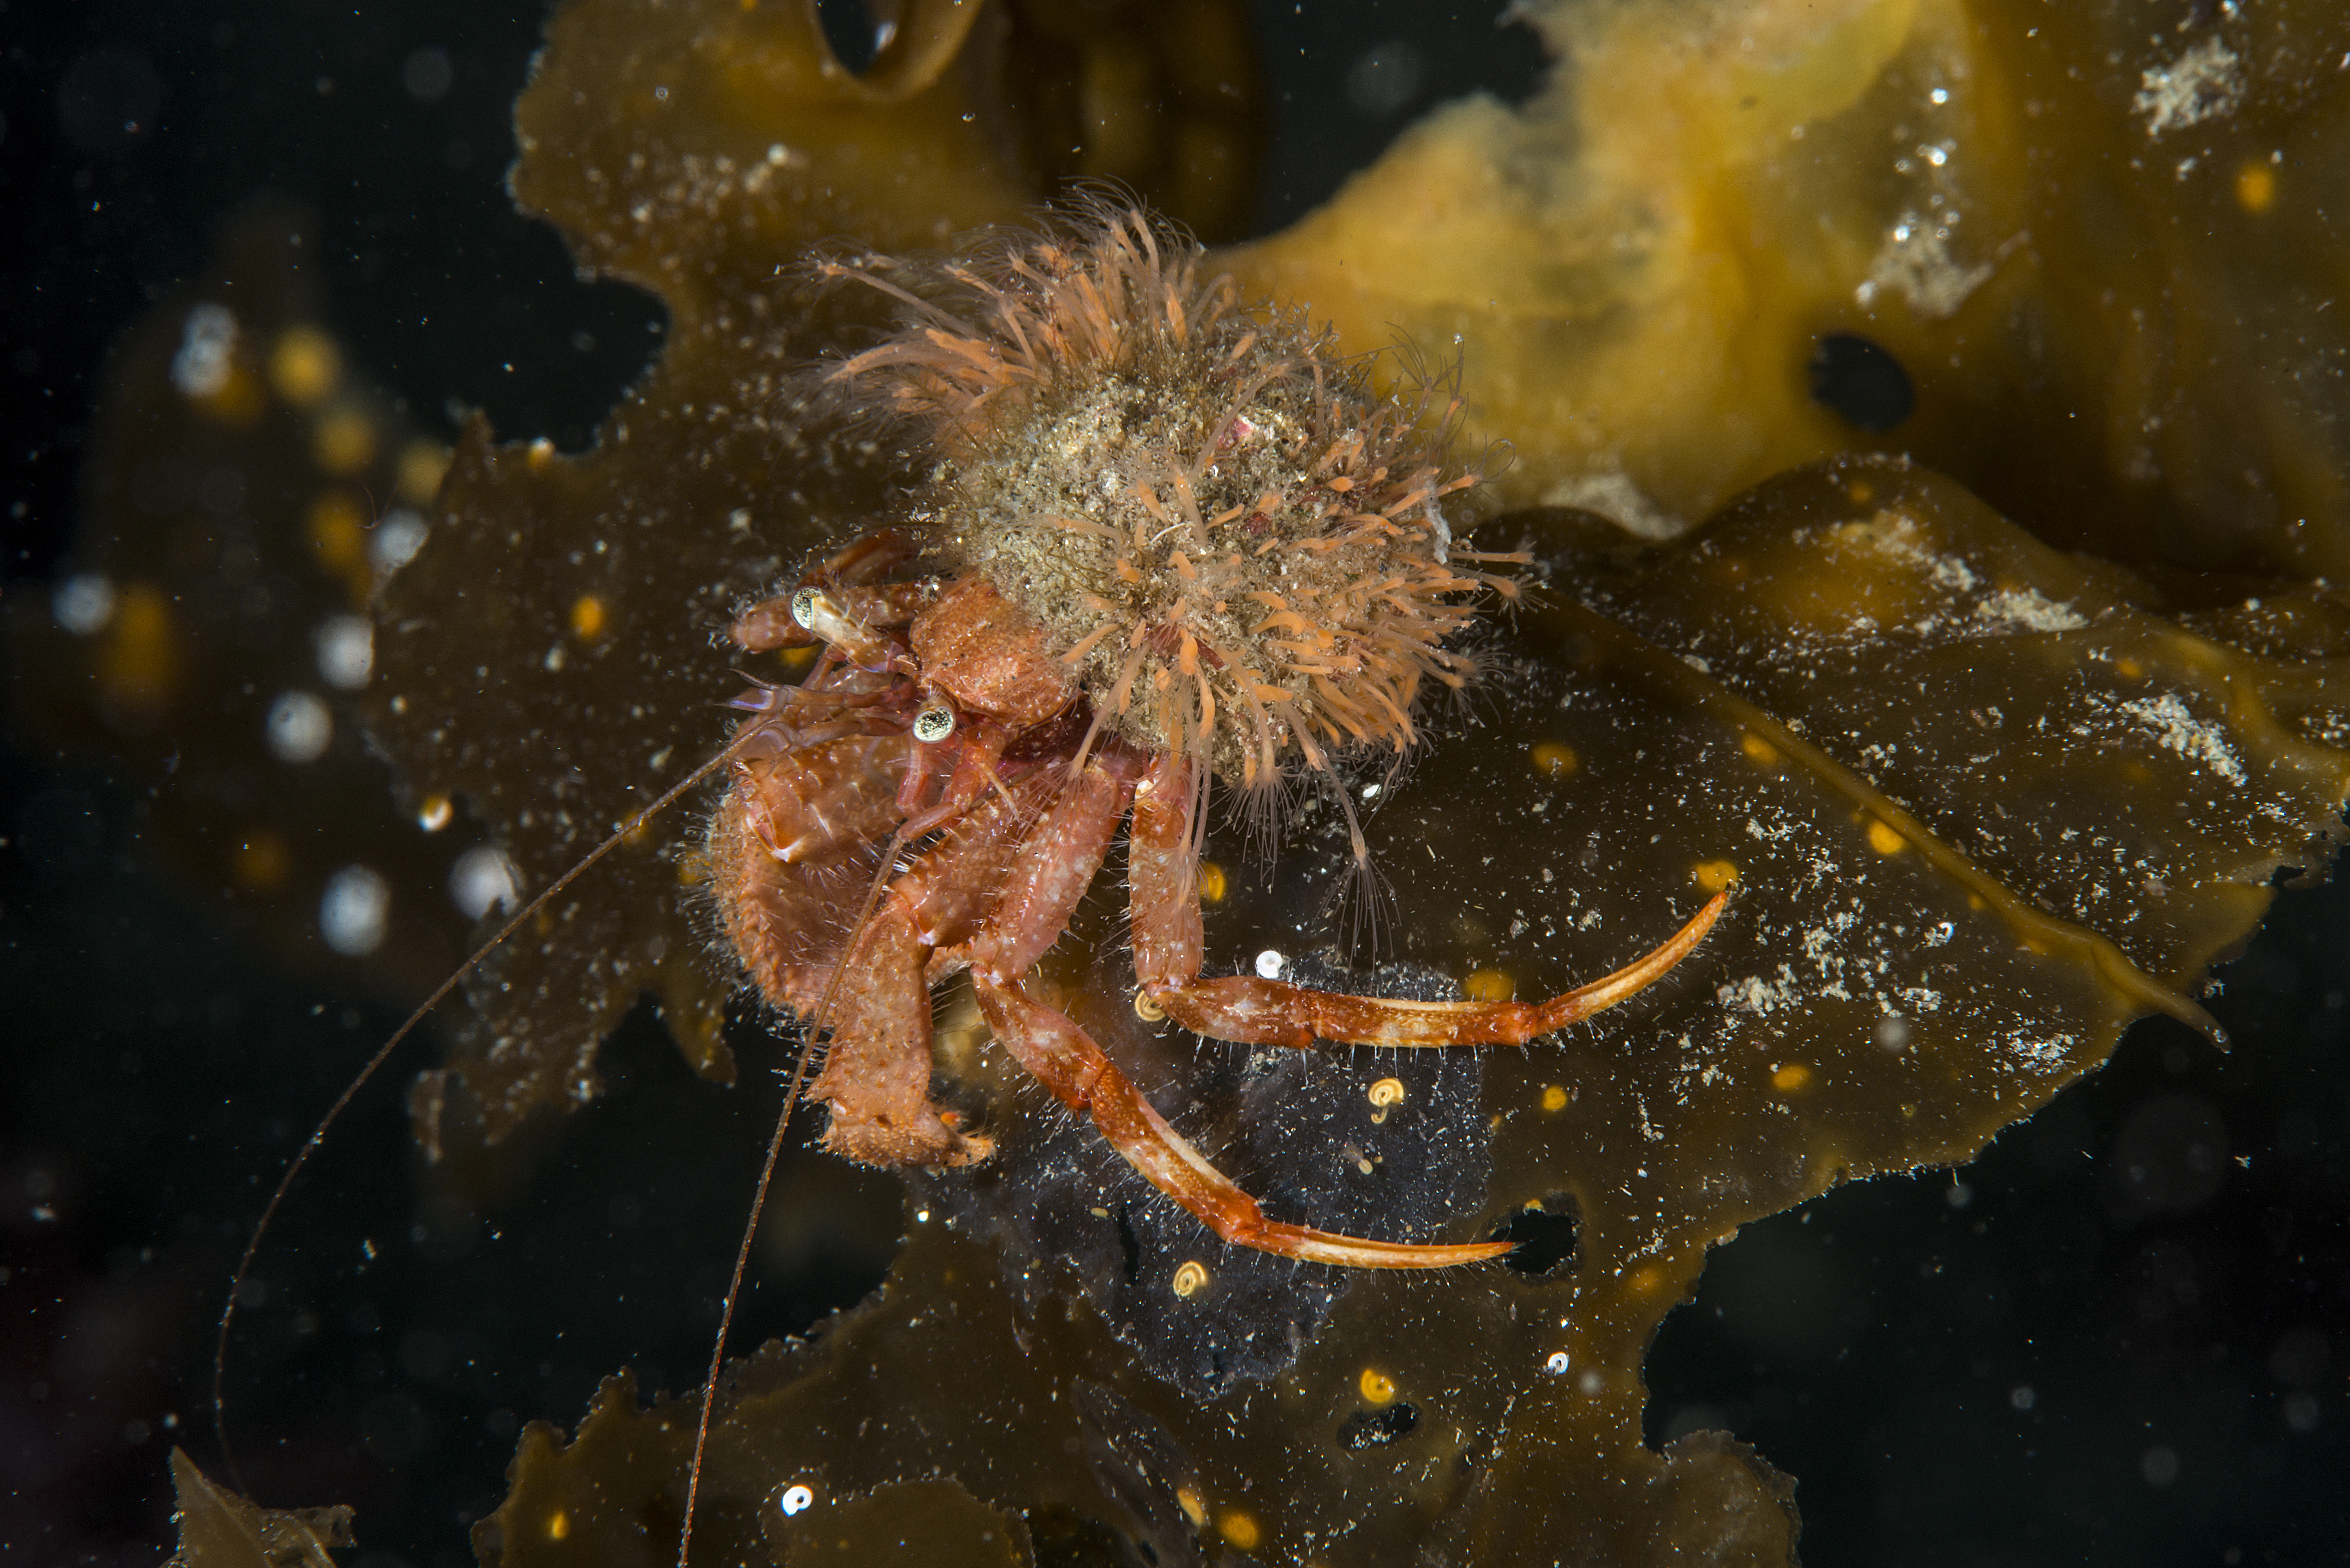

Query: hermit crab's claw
1526,888,1730,1034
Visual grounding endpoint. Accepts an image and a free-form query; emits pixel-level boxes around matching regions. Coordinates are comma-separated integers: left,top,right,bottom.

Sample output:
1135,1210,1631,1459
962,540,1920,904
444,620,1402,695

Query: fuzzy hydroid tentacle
815,199,1511,799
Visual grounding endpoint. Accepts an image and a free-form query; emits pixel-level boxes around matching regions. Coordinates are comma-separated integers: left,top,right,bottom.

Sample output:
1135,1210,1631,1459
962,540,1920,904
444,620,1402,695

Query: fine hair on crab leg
210,729,757,1495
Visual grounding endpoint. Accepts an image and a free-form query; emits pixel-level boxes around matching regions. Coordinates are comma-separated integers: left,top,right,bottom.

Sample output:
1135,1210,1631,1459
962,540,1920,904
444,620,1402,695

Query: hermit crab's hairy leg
952,755,1507,1270
981,982,1511,1270
938,754,1135,984
212,728,760,1494
1153,892,1730,1051
1127,750,1730,1050
803,890,997,1168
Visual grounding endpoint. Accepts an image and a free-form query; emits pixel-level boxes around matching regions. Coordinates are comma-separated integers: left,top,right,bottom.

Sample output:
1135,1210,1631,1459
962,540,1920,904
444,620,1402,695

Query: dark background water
3,3,2346,1565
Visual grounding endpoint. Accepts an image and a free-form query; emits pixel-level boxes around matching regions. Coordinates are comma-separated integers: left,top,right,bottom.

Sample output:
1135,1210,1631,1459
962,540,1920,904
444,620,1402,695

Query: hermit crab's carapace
707,207,1729,1269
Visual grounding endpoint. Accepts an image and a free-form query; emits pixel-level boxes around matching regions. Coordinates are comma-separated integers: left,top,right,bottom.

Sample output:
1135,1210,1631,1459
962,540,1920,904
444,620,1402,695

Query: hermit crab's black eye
913,703,957,744
790,587,822,630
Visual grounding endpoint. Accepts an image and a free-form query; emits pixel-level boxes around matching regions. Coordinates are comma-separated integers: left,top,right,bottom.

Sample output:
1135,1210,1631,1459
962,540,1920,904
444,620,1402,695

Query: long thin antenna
211,731,753,1492
672,1021,816,1568
674,818,918,1567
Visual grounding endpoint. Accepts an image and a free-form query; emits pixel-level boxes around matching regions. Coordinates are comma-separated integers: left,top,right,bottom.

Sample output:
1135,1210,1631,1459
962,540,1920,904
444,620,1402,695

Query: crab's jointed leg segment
1129,755,1729,1049
807,897,996,1170
973,978,1512,1269
1150,895,1731,1049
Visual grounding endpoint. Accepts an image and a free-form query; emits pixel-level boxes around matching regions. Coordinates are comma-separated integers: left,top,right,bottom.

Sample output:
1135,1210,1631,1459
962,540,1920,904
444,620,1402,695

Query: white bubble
449,846,520,920
314,614,375,689
1255,949,1286,979
266,691,333,763
2140,1445,2179,1487
52,573,116,635
320,865,390,956
370,509,428,573
2009,1385,2035,1411
778,1483,814,1516
170,302,238,397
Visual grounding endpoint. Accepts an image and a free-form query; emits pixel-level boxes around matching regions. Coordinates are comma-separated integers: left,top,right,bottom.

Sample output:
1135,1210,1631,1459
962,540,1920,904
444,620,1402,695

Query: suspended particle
450,846,521,920
319,865,390,956
266,691,333,763
371,509,430,575
170,303,238,398
52,573,117,635
314,614,375,689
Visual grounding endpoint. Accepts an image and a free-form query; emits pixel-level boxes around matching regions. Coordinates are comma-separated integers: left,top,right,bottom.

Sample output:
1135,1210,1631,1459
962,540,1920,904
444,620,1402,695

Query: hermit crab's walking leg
795,770,1048,1168
952,762,1511,1269
806,897,995,1169
1130,755,1730,1048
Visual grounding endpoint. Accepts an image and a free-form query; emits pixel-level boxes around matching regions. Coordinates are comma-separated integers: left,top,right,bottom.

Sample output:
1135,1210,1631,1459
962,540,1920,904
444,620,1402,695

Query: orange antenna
210,728,754,1493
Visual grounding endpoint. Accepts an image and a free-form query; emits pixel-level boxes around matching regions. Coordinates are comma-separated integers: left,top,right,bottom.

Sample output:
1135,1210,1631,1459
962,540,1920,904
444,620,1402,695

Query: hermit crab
706,207,1729,1269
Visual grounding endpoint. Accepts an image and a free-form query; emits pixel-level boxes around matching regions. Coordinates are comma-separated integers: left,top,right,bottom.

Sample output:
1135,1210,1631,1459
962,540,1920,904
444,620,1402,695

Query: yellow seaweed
1232,0,2350,573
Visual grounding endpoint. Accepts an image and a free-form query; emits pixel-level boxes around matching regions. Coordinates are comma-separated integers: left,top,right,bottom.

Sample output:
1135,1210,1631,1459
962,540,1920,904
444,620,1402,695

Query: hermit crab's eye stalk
912,702,957,744
789,587,888,664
